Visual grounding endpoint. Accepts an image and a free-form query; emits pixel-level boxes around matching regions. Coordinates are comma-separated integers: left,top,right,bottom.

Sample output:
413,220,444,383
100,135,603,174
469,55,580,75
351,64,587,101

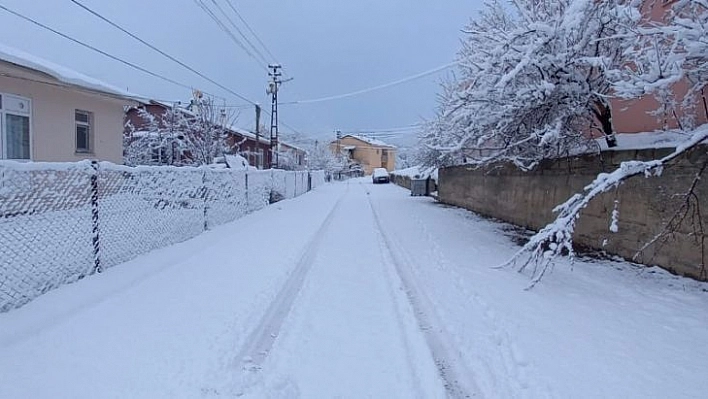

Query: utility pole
336,130,342,155
267,64,282,169
255,104,261,168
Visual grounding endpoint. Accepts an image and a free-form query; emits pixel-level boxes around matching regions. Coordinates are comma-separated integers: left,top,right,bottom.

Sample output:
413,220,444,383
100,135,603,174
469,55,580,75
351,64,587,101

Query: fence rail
0,160,325,312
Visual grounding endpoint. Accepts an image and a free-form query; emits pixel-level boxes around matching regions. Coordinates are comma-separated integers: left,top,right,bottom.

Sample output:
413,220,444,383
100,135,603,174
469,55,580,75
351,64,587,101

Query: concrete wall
0,62,134,163
438,146,708,280
390,173,437,195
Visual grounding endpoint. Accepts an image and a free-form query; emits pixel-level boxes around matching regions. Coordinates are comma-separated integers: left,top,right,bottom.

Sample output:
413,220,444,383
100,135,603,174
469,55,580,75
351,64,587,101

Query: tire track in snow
233,191,346,377
406,207,539,398
367,194,482,398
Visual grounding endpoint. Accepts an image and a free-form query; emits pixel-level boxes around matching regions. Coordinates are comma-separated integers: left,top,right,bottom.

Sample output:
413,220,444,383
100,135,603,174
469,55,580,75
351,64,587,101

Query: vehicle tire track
368,194,482,398
234,191,346,378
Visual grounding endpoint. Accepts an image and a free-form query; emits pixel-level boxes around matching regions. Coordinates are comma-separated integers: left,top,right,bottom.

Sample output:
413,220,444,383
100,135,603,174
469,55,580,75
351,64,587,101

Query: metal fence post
202,168,209,231
245,170,249,213
90,160,102,274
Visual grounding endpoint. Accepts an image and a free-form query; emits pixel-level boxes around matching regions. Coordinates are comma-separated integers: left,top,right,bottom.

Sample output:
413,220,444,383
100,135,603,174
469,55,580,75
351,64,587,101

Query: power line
207,0,270,66
2,3,309,138
68,0,255,105
224,0,278,63
282,61,459,105
342,124,423,134
192,0,268,72
0,3,210,97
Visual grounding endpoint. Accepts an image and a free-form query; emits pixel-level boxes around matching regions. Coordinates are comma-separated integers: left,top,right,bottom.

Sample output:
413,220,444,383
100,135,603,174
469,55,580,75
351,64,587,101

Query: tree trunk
593,98,618,148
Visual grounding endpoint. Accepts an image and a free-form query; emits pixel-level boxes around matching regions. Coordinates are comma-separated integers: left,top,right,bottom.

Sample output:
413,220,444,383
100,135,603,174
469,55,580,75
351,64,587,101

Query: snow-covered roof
0,43,143,101
279,141,307,153
224,124,270,145
343,134,396,148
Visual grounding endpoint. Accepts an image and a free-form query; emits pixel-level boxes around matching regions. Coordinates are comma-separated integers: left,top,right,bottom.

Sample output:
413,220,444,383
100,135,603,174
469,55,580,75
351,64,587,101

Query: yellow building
330,135,396,175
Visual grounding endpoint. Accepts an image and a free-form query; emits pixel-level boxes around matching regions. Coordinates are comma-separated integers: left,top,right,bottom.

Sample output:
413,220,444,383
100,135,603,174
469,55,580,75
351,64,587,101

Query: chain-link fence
0,160,326,312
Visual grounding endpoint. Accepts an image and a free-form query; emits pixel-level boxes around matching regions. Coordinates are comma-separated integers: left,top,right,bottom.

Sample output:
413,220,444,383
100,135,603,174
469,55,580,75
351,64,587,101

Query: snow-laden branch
502,126,708,287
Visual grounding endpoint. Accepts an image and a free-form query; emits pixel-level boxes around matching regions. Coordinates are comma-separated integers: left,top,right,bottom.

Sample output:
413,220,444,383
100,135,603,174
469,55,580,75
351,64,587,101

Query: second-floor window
75,110,92,153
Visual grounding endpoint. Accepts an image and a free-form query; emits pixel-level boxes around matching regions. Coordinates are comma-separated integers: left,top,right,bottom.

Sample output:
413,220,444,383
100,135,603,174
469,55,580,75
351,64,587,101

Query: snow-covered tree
419,0,708,284
502,0,708,284
124,97,237,166
423,0,643,169
306,140,347,173
613,0,708,127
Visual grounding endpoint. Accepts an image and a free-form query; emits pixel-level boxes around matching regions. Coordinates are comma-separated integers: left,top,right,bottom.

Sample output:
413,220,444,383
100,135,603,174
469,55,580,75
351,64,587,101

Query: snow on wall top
594,128,708,151
0,43,143,101
344,135,396,148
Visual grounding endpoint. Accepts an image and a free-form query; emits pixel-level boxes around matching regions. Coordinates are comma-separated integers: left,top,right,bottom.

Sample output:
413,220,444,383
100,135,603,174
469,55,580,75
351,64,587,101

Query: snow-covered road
1,179,707,398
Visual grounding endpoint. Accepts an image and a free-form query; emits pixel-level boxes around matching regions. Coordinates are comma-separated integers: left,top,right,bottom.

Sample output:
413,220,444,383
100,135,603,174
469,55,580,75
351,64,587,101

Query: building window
0,93,32,160
75,110,92,153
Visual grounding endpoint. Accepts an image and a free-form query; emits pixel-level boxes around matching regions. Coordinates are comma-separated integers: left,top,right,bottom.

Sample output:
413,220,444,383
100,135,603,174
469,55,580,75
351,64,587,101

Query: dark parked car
372,168,390,184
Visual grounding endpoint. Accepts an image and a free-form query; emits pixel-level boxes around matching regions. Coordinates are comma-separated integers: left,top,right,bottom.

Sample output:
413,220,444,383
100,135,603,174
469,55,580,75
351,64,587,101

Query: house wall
278,143,307,170
438,146,708,281
609,0,708,135
0,62,133,163
225,133,271,169
332,136,396,174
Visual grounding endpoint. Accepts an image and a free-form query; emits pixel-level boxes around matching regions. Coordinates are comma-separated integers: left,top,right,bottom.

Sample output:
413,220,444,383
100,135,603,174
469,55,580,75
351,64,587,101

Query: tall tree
124,97,237,166
424,0,642,168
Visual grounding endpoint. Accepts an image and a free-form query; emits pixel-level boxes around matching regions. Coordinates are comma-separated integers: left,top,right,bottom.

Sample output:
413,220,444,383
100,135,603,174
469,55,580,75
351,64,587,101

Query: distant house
124,100,272,168
277,141,307,170
0,44,139,163
330,135,396,174
224,125,271,169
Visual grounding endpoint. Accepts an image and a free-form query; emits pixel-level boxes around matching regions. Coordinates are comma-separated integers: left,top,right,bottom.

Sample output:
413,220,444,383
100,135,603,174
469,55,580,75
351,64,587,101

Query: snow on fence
0,160,326,312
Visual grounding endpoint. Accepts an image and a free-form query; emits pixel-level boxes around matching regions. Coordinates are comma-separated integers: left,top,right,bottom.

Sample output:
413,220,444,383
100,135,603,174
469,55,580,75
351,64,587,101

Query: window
0,93,31,160
75,110,92,153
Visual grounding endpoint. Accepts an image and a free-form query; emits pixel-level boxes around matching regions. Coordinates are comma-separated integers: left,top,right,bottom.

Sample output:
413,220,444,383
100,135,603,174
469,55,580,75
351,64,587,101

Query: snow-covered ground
1,180,706,398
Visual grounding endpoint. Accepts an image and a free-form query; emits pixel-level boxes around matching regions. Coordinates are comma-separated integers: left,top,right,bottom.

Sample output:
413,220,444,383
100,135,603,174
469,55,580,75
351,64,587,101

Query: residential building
124,100,272,168
224,125,271,169
277,141,307,170
609,0,707,135
330,135,396,174
0,44,138,163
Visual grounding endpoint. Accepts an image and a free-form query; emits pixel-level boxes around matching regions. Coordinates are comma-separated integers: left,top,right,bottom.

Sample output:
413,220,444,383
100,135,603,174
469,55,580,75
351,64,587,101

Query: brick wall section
438,146,708,280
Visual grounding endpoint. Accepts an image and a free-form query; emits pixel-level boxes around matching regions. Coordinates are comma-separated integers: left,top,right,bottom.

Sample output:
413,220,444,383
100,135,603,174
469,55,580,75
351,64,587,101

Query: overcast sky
0,0,482,145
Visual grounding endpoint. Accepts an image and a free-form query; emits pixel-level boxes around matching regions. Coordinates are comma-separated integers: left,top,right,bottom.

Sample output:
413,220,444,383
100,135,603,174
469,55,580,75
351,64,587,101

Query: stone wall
438,146,707,280
390,173,438,195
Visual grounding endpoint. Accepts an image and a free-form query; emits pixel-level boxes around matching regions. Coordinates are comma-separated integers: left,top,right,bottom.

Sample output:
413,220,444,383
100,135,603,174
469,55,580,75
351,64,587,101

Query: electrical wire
1,3,315,138
0,3,212,98
192,0,269,72
224,0,278,63
207,0,270,67
68,0,255,105
342,124,423,134
282,61,459,105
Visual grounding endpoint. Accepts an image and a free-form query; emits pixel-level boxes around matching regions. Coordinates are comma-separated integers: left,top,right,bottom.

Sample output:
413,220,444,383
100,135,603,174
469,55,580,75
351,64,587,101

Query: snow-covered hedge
0,161,327,312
